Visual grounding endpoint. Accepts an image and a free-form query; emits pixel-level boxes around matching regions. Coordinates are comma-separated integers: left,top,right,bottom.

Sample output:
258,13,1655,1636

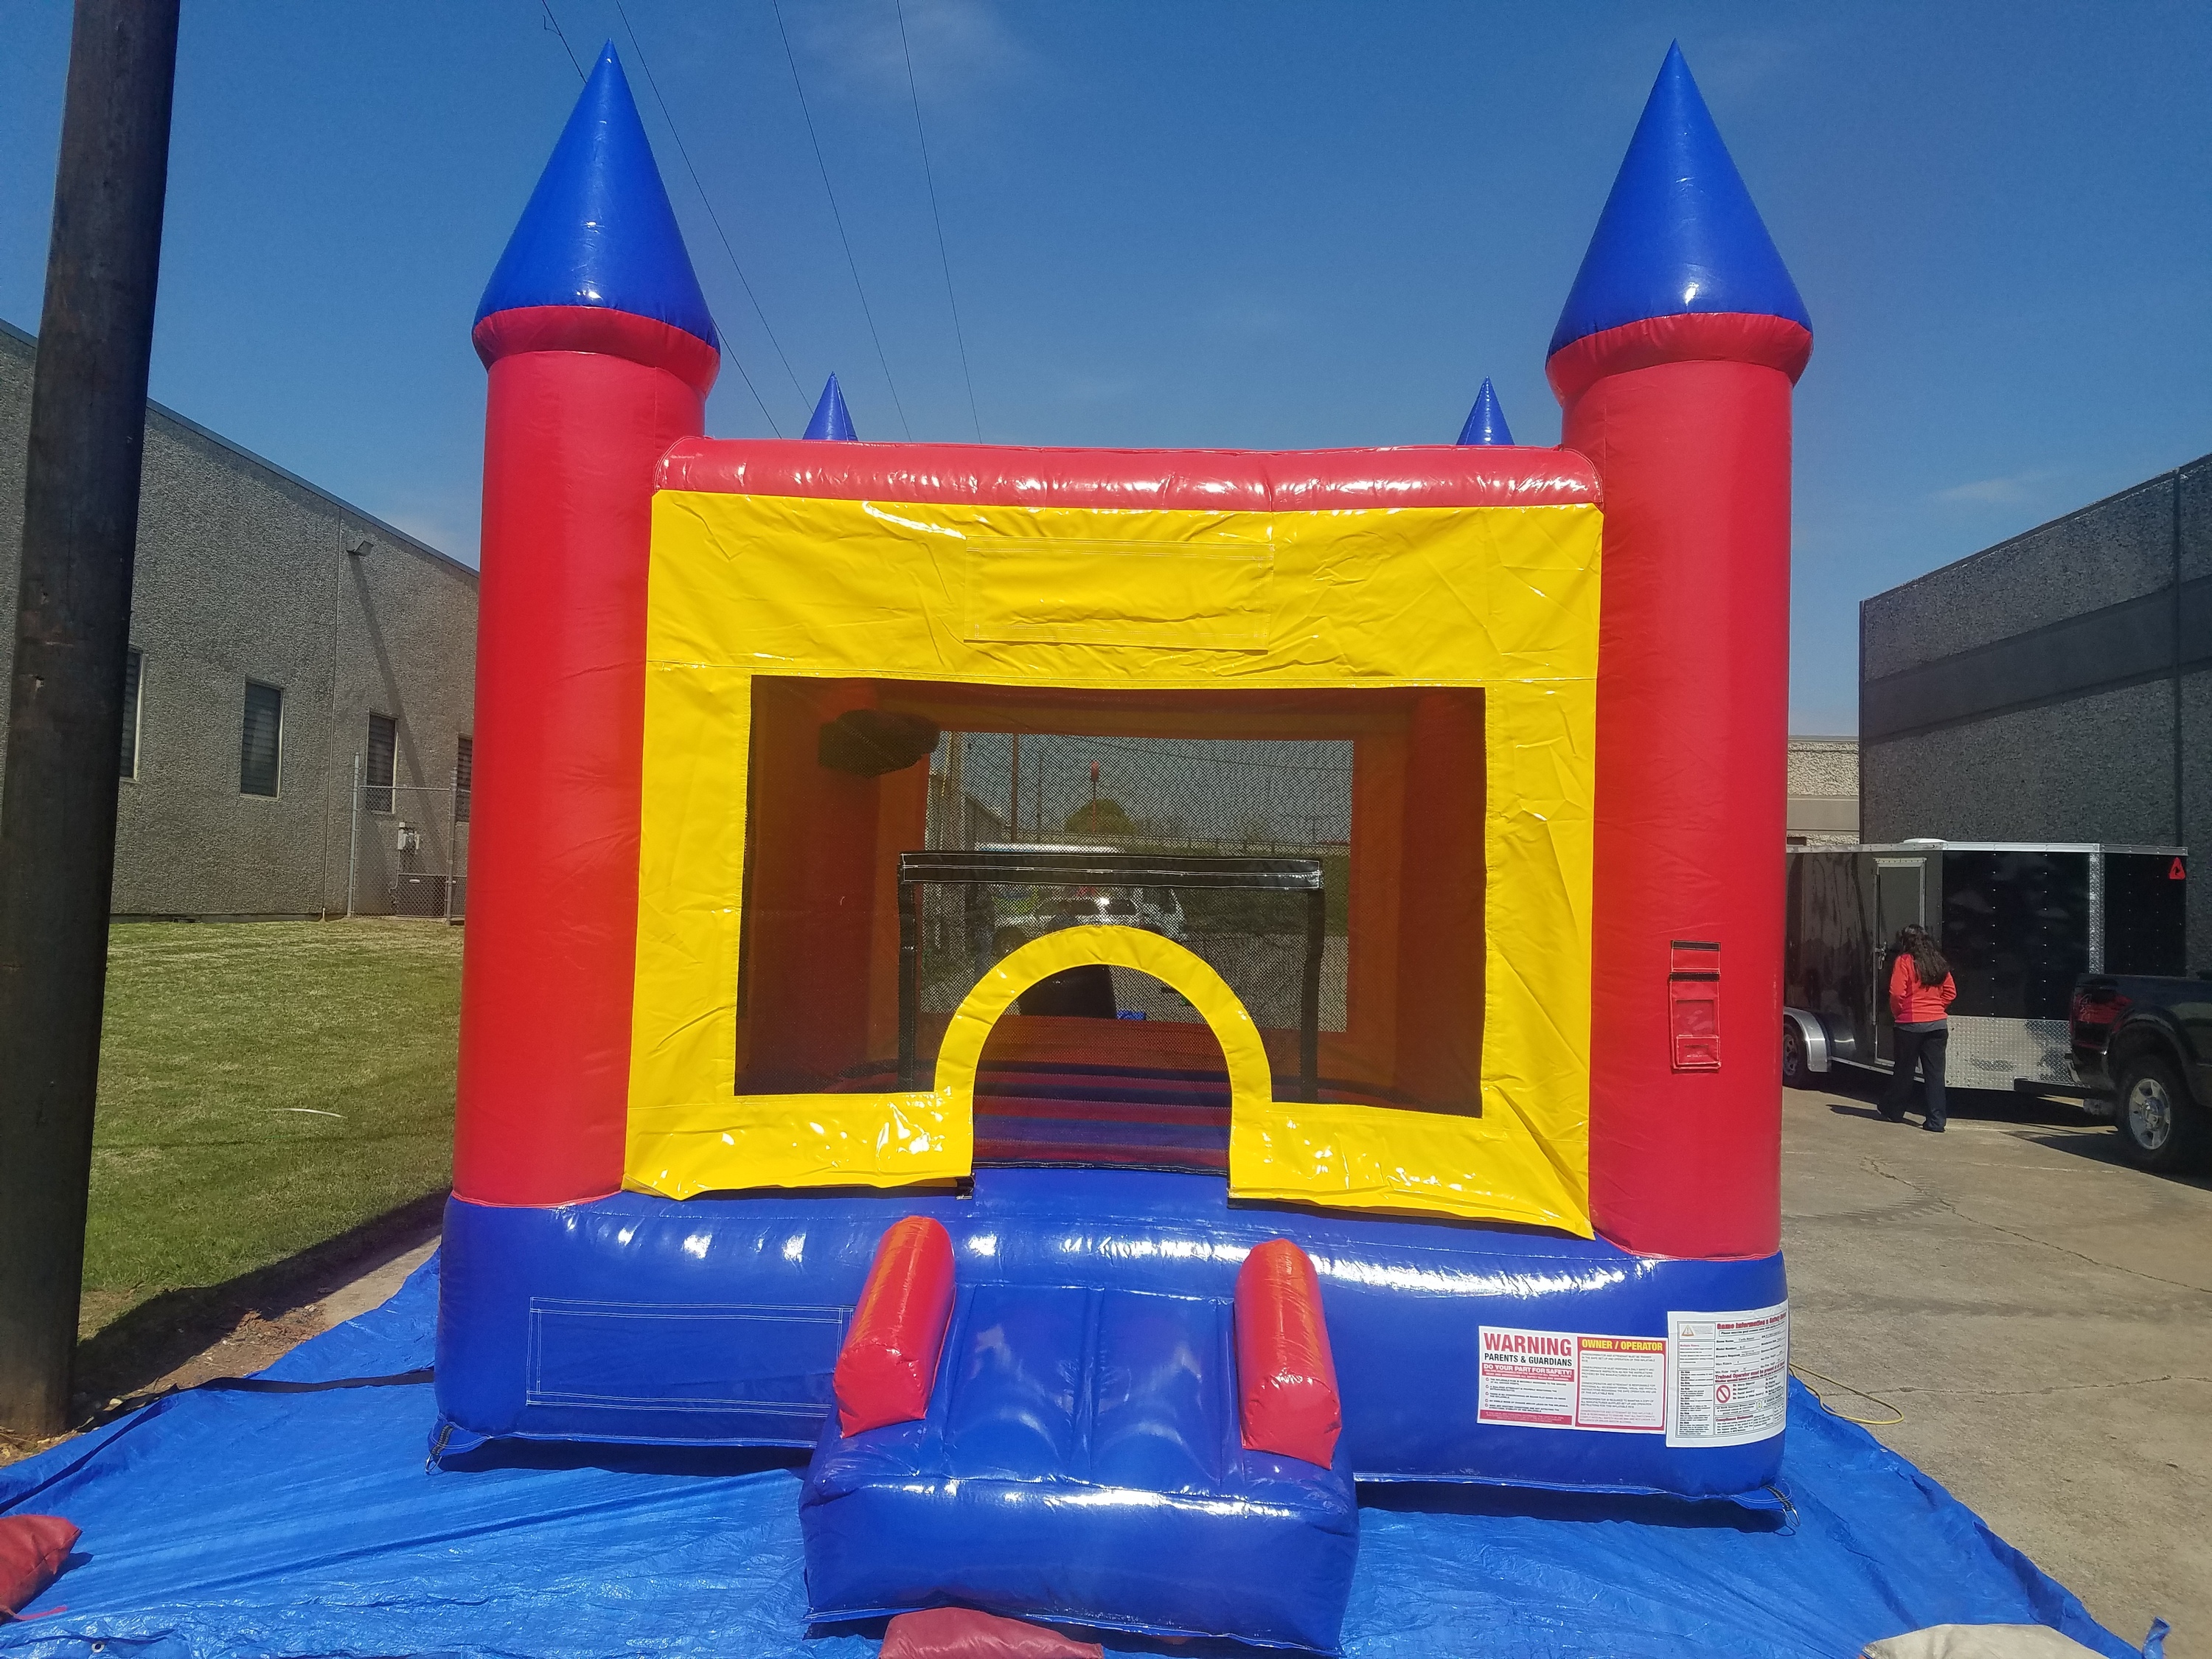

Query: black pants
1885,1022,1948,1127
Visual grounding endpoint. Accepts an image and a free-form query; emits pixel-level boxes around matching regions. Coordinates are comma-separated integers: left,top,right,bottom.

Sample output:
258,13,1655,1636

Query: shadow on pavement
1802,1065,2212,1186
2014,1126,2212,1190
1798,1065,2106,1129
71,1189,448,1411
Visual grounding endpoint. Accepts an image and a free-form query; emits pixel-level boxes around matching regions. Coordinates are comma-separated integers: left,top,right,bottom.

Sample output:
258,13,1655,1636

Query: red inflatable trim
1545,312,1812,403
0,1514,78,1615
835,1215,957,1436
658,438,1599,512
880,1607,1104,1659
472,305,720,397
1234,1238,1340,1467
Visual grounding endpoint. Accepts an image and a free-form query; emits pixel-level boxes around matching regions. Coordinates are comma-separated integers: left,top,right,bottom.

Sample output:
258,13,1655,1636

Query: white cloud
380,490,481,566
1202,296,1300,342
1684,30,1805,99
1933,471,2049,506
1056,370,1139,406
790,0,1034,108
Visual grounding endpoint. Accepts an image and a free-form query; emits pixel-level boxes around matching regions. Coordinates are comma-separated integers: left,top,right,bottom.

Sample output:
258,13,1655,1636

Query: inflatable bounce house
438,41,1809,1652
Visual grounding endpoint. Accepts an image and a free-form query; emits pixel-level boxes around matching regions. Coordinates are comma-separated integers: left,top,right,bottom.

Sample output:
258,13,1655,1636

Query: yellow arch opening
626,886,1590,1235
933,926,1274,1122
624,925,1273,1198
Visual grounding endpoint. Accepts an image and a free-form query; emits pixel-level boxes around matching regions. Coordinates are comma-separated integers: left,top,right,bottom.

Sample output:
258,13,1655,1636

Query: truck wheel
2112,1054,2210,1172
1781,1018,1807,1087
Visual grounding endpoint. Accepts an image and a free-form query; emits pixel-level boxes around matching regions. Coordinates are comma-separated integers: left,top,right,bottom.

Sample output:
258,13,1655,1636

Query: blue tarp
0,1254,2146,1659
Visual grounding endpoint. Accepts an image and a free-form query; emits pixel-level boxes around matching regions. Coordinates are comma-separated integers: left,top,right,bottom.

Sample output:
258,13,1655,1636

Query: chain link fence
345,771,469,920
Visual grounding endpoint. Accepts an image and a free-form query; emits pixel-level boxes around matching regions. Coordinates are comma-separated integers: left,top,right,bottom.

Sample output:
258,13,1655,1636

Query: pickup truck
2069,972,2212,1172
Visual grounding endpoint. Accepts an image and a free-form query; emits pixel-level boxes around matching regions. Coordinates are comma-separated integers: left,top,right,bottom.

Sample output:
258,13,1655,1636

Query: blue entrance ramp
804,1284,1359,1651
0,1254,2149,1659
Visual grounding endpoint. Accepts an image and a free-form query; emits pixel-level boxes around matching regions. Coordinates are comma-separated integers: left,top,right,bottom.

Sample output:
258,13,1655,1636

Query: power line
894,0,982,443
772,0,914,439
539,0,585,80
611,0,796,434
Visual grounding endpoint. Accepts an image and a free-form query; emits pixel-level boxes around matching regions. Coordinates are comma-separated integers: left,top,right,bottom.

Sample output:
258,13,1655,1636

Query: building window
240,681,282,797
366,713,397,814
454,735,473,823
120,647,143,781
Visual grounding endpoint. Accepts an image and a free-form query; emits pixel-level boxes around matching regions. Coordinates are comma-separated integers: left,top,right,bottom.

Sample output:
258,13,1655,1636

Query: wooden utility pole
0,0,181,1435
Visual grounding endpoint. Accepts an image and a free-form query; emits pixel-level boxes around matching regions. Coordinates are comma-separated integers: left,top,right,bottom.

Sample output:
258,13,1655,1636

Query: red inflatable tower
1550,46,1813,1259
456,46,720,1206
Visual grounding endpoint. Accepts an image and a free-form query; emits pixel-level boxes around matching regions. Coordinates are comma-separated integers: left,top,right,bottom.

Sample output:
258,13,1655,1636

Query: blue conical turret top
1455,379,1514,446
476,44,718,349
1548,44,1808,358
804,374,858,441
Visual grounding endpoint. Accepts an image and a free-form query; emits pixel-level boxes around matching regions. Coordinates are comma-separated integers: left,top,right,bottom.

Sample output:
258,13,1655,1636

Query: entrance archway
931,927,1273,1127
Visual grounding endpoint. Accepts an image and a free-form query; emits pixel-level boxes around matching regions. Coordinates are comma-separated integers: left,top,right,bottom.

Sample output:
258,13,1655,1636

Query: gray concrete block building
1787,734,1859,846
1860,454,2208,965
0,319,477,918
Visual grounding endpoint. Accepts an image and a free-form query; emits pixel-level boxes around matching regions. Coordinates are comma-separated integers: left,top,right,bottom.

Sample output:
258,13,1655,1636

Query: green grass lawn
83,918,461,1337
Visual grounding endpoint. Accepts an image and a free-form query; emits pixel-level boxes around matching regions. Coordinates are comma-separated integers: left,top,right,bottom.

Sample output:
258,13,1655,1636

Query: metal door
1872,858,1926,1063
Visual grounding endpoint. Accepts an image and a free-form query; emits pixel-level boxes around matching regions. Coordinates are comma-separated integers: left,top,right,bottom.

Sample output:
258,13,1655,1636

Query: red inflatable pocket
0,1514,79,1615
1234,1238,1342,1466
835,1214,957,1436
880,1607,1104,1659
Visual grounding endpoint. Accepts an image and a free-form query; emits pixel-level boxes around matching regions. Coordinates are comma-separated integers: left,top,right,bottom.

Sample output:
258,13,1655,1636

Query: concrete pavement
306,1233,439,1329
1783,1074,2210,1656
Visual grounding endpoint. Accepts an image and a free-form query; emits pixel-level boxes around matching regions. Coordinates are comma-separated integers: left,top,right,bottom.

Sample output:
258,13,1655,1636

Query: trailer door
2103,852,2188,976
1873,857,1927,1062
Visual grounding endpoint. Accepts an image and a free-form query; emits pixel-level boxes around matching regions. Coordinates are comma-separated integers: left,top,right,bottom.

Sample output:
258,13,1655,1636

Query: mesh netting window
915,731,1349,1037
734,676,1486,1172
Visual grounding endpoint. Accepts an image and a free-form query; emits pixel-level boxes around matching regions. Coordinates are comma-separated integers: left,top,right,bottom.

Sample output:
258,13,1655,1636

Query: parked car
2069,970,2212,1172
1134,888,1186,942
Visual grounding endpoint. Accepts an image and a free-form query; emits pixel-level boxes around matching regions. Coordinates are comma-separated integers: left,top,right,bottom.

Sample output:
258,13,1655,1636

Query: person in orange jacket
1880,925,1957,1132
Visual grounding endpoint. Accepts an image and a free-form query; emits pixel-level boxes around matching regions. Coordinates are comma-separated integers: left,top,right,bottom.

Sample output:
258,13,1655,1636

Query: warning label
1665,1301,1790,1448
1477,1326,1577,1427
1478,1326,1667,1433
1574,1336,1671,1431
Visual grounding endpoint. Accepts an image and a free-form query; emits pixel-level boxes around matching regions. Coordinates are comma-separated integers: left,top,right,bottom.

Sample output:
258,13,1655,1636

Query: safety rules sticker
1477,1326,1668,1433
1665,1301,1790,1448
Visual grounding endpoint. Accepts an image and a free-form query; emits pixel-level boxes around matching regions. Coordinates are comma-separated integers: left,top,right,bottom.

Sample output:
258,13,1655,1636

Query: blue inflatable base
0,1253,2155,1659
436,1171,1789,1501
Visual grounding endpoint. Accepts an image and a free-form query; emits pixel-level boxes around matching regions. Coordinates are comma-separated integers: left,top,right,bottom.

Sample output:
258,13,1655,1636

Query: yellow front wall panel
964,540,1276,649
628,490,1601,1234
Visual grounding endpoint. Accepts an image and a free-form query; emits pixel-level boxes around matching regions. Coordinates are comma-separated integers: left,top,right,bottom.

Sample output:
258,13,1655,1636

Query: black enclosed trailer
1782,841,2188,1098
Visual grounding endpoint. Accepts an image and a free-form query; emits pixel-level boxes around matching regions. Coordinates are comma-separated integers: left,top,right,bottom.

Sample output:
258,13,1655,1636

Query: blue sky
4,2,2209,731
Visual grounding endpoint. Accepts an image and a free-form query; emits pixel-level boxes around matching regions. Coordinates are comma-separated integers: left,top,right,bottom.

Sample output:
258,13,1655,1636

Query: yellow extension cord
1792,1363,1907,1427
